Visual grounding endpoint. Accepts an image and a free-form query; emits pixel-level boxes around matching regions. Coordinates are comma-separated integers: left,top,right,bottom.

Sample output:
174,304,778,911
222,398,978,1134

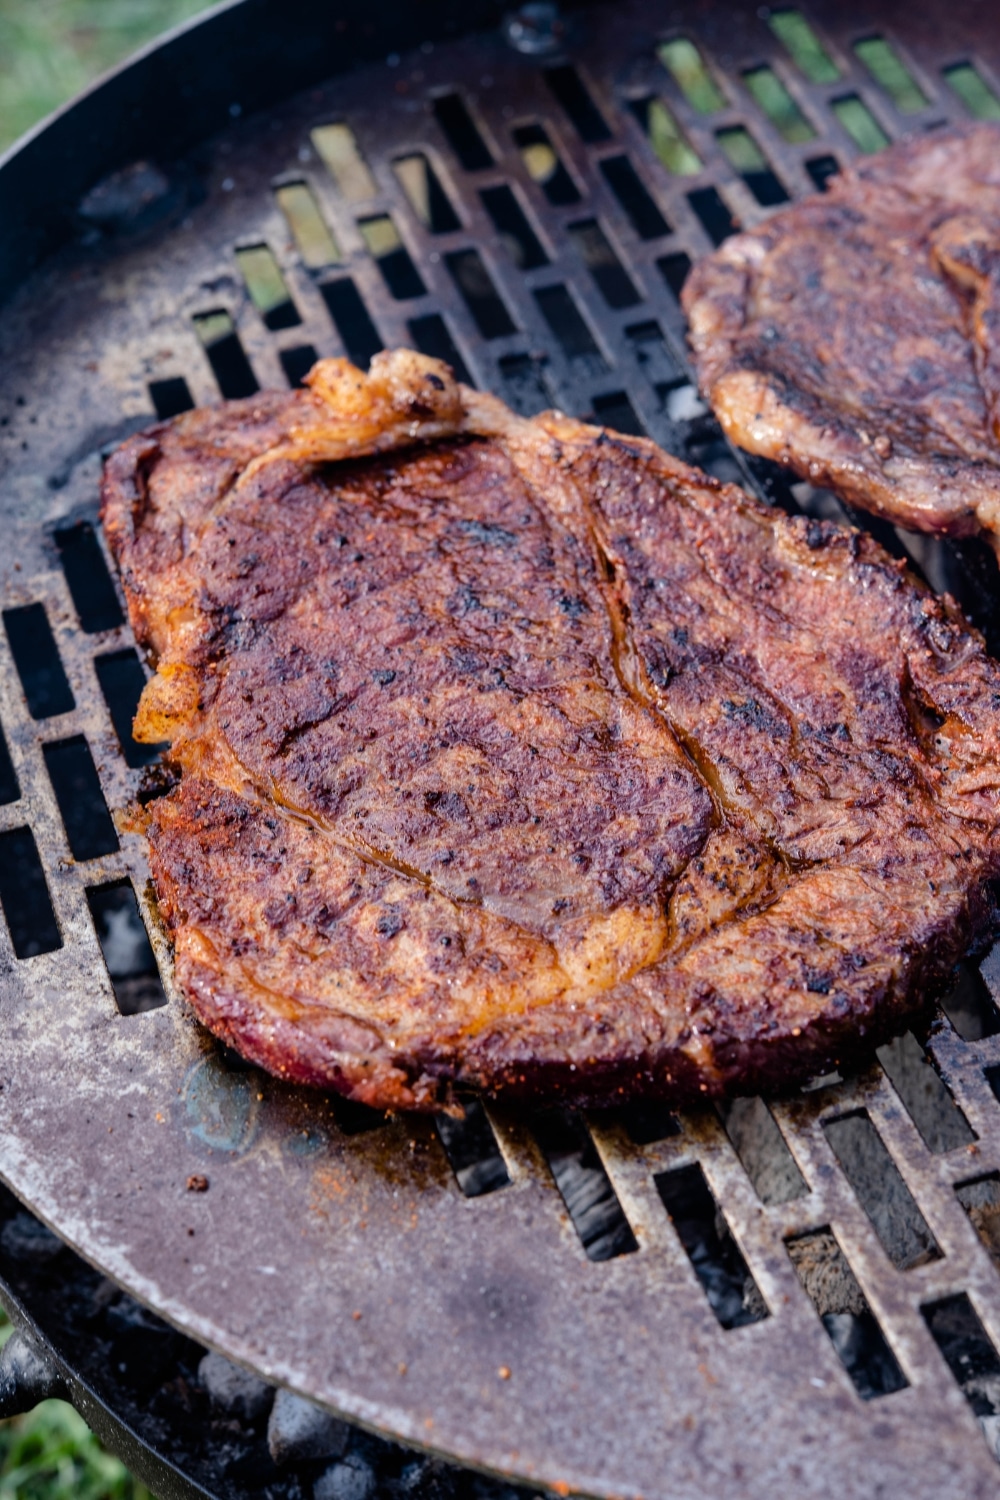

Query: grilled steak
101,350,1000,1111
683,123,1000,550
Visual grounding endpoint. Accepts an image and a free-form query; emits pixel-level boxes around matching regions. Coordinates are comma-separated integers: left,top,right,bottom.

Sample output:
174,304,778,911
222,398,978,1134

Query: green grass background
0,4,220,1488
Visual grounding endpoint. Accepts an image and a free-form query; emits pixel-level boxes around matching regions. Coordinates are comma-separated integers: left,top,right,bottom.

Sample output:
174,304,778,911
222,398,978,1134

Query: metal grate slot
970,949,1000,1034
311,122,377,200
446,249,518,336
717,1097,807,1205
658,38,727,114
432,94,493,171
831,95,891,152
630,97,702,175
598,156,670,239
0,828,61,958
395,155,461,233
567,219,640,308
331,1096,386,1136
923,1295,1000,1460
479,186,547,269
686,186,738,245
0,721,18,805
359,216,426,299
42,736,118,861
715,126,789,205
767,9,840,84
275,181,340,269
3,603,74,720
786,1229,908,1399
235,244,301,330
822,1111,941,1269
983,1064,1000,1108
435,1099,510,1198
407,314,472,383
86,881,166,1016
513,124,581,205
854,37,928,114
54,521,124,635
625,319,682,384
805,153,842,191
94,649,164,770
942,61,1000,119
319,279,383,368
956,1174,1000,1272
591,390,645,435
279,344,318,388
543,65,611,143
742,65,816,142
533,1108,637,1261
619,1101,680,1145
656,249,692,298
655,1162,767,1327
877,1032,976,1154
497,352,552,415
533,284,607,372
147,377,194,420
192,311,258,398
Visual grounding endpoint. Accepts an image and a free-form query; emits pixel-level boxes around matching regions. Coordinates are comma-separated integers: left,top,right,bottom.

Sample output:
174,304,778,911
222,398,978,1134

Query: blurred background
0,2,217,1489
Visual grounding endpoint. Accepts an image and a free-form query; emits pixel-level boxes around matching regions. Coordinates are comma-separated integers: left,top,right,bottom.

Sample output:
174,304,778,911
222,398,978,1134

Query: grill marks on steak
682,123,1000,550
101,351,1000,1109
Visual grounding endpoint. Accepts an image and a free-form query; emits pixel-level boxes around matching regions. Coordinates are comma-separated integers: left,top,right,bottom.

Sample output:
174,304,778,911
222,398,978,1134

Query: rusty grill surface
2,1,1000,1495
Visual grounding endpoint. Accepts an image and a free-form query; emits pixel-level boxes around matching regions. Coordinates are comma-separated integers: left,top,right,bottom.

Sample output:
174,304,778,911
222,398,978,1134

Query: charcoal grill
3,0,1000,1495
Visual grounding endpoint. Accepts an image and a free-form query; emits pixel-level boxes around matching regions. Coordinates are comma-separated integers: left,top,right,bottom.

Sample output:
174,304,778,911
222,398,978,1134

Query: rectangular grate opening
983,1064,1000,1108
275,181,340,269
311,122,377,200
513,124,580,204
591,390,645,436
148,377,194,420
533,284,606,371
319,279,383,368
742,65,816,142
479,185,547,270
498,352,552,416
657,250,692,299
687,186,739,246
625,319,682,386
923,1294,1000,1459
717,1097,807,1205
655,1162,767,1328
3,603,75,720
54,521,124,635
958,951,1000,1037
358,216,426,300
407,314,472,384
877,1031,975,1153
86,880,166,1015
630,97,701,176
279,344,318,388
395,154,461,233
715,126,789,205
767,10,840,84
0,720,18,805
432,94,493,170
533,1108,637,1261
193,311,258,398
544,65,611,143
786,1229,908,1399
822,1110,941,1269
854,37,928,114
830,95,891,153
956,1174,1000,1273
94,649,165,770
658,38,727,114
942,62,1000,120
235,244,301,330
598,155,670,239
619,1101,680,1145
42,736,118,861
805,154,842,191
435,1099,510,1198
0,828,61,959
567,219,640,308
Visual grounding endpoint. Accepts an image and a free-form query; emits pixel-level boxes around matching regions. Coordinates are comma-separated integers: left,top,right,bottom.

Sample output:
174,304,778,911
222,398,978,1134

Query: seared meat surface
102,350,1000,1110
683,123,1000,550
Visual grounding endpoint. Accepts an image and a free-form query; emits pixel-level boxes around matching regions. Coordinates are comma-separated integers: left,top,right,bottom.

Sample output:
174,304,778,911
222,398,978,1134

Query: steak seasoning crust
102,349,1000,1111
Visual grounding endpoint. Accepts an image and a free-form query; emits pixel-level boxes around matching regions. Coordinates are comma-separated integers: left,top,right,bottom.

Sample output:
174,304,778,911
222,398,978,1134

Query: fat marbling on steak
101,349,1000,1110
683,123,1000,551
